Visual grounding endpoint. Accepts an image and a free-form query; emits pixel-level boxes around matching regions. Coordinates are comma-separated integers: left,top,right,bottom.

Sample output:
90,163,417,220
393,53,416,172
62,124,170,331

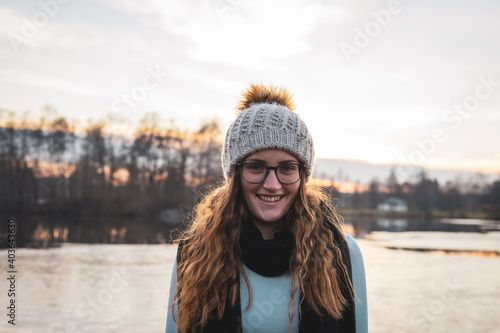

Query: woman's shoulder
344,233,364,259
343,234,368,332
344,233,356,246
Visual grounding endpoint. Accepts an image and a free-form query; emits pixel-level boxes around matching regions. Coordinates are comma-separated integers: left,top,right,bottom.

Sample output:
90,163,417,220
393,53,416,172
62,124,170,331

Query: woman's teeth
258,195,282,202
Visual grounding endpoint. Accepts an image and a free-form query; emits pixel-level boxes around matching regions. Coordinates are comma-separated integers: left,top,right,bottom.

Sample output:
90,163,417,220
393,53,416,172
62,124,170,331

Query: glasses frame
237,162,304,185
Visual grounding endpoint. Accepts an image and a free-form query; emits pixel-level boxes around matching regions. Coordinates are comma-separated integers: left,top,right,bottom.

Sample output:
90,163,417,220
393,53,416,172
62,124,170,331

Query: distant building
377,197,408,212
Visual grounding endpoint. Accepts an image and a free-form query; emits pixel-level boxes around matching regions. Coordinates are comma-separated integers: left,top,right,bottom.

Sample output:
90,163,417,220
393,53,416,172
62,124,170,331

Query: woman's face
240,149,301,235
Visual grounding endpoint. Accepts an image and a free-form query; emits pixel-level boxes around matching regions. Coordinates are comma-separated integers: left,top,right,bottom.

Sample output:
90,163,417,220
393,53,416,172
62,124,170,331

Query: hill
314,158,499,185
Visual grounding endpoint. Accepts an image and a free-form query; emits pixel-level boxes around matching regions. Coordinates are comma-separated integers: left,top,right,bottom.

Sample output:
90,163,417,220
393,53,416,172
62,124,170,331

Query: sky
1,0,499,174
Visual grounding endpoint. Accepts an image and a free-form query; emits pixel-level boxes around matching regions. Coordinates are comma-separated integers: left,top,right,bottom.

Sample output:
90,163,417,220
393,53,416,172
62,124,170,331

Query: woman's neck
250,219,285,240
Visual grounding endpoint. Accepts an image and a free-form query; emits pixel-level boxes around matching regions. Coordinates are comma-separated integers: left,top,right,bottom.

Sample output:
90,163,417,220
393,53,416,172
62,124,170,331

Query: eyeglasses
237,162,304,184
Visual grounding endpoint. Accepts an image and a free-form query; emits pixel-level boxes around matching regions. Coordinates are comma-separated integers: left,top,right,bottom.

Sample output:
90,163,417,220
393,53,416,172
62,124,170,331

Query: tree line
334,168,500,220
1,107,223,247
1,107,498,247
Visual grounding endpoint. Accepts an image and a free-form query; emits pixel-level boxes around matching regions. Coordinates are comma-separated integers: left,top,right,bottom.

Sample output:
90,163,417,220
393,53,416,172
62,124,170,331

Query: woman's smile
256,194,284,203
240,149,301,239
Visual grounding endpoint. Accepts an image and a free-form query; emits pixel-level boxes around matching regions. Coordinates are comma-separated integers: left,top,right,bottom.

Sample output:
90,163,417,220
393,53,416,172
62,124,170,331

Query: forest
1,107,499,247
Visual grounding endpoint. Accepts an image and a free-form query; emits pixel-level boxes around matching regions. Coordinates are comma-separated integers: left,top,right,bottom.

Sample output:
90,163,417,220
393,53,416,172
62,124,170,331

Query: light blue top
239,263,300,333
165,234,368,333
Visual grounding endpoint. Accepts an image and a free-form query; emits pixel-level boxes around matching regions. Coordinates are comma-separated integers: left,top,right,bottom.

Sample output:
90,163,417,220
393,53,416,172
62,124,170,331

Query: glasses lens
241,163,267,183
240,163,301,184
277,164,300,184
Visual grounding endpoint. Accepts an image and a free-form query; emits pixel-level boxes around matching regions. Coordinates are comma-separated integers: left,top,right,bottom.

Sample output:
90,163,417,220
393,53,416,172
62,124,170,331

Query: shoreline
337,208,497,221
366,231,500,257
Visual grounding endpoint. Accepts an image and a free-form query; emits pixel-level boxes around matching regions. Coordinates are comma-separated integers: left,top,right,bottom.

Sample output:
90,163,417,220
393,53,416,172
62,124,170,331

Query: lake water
1,231,500,333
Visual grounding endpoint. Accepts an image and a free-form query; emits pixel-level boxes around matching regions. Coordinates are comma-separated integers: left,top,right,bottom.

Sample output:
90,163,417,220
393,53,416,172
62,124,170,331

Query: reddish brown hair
173,173,353,332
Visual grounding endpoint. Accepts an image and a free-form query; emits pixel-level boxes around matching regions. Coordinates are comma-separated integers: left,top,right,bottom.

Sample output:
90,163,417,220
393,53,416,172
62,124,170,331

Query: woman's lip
257,195,285,203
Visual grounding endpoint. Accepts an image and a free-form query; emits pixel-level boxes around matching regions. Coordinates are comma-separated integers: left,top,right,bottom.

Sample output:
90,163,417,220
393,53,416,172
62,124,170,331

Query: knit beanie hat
222,84,315,181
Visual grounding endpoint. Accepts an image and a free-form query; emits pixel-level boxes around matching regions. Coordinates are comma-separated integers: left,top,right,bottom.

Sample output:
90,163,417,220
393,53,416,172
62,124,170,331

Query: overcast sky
1,0,499,173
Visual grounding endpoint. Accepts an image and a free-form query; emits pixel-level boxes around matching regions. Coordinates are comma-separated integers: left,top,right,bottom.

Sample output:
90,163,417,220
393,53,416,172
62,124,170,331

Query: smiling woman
165,84,368,333
239,149,302,240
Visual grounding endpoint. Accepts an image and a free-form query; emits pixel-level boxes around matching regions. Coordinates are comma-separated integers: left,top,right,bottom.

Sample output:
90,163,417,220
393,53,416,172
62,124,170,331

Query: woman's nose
262,170,282,190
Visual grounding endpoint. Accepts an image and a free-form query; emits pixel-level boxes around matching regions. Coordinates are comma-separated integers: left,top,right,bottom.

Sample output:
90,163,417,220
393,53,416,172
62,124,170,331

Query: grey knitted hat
222,84,314,181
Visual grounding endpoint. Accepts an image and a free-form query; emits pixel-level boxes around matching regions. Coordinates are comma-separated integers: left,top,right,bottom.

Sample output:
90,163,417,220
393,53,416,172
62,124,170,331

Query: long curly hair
172,171,354,332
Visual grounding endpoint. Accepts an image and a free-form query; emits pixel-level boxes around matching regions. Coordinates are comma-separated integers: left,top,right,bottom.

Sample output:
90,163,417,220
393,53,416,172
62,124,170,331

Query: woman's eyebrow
244,158,298,164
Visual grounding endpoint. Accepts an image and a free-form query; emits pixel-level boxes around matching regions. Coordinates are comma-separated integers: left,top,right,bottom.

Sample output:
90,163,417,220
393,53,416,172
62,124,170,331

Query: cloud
125,0,346,68
0,67,99,95
0,0,498,171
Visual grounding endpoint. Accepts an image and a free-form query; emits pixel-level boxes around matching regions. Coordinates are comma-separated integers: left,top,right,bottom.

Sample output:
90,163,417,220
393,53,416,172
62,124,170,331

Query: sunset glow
1,0,499,174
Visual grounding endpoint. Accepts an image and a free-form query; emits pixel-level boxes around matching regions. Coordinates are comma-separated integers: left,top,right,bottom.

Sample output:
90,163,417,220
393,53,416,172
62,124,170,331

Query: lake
1,227,500,332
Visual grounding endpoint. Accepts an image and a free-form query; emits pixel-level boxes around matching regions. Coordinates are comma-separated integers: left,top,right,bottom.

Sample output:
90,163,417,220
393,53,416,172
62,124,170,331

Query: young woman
166,84,368,333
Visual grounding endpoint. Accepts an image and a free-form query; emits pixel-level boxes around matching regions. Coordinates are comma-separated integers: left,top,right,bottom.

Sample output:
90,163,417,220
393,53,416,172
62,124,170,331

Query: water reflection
376,219,408,232
11,244,176,333
344,218,500,238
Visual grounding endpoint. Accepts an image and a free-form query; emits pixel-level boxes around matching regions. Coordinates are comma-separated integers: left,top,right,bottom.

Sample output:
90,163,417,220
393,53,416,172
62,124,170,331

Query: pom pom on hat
236,84,296,113
222,83,315,181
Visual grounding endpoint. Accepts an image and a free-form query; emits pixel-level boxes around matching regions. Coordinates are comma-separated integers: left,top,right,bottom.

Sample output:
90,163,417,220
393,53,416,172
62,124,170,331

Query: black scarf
239,221,294,277
177,221,356,333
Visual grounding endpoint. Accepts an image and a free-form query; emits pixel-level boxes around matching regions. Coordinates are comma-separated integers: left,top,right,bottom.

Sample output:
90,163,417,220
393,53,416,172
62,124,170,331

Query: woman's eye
279,165,295,173
247,164,264,172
